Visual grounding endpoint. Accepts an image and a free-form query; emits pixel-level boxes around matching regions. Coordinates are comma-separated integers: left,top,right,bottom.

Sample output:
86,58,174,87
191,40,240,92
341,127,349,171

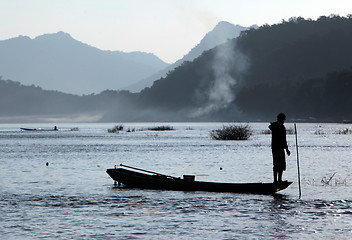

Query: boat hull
106,168,292,195
20,128,58,131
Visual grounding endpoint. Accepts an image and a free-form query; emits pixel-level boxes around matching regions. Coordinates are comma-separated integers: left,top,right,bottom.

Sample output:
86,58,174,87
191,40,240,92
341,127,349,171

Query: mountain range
1,15,352,123
0,22,253,95
124,21,256,92
0,31,169,95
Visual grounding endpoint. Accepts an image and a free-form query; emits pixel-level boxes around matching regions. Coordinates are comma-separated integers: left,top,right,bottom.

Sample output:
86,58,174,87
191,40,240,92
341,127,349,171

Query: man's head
277,113,286,123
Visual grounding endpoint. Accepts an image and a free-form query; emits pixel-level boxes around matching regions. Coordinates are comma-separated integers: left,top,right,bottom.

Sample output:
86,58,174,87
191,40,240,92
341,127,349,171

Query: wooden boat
20,127,78,132
20,127,58,131
106,165,292,195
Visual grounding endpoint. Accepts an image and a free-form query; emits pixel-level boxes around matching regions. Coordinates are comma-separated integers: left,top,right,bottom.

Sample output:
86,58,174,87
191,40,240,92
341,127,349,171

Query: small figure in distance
269,113,291,184
54,126,58,131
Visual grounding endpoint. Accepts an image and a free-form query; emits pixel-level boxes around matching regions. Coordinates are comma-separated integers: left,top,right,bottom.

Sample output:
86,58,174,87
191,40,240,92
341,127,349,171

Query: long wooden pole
119,164,178,179
294,123,302,198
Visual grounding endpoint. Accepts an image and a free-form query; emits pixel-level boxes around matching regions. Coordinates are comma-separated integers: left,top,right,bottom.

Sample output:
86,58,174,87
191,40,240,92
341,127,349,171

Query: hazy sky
0,0,351,63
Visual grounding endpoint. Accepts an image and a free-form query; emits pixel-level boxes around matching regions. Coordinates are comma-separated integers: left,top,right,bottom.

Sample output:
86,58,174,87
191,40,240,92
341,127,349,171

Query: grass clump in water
286,127,295,135
314,129,326,135
336,128,352,135
261,127,294,135
126,128,136,132
260,129,272,135
147,125,174,131
210,124,253,140
108,124,124,133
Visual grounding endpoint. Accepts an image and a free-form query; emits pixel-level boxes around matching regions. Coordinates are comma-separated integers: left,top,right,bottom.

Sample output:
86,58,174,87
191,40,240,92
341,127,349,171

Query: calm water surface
1,122,352,239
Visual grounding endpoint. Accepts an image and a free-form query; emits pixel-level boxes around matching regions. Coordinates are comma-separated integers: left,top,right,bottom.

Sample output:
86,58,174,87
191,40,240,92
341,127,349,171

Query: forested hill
0,79,134,122
236,15,352,86
2,15,352,122
132,15,352,122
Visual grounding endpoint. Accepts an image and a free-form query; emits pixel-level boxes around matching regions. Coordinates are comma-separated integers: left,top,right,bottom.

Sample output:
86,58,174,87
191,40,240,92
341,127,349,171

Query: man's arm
285,148,291,156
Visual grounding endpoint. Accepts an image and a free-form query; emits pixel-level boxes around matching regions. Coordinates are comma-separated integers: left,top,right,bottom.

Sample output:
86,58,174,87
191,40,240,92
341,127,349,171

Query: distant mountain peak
124,21,254,92
34,31,74,41
0,31,169,94
215,21,238,27
200,21,252,45
1,35,31,43
16,35,32,40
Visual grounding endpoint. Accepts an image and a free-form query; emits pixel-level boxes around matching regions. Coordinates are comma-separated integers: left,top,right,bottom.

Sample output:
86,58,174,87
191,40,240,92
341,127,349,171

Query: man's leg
273,170,278,183
278,171,283,182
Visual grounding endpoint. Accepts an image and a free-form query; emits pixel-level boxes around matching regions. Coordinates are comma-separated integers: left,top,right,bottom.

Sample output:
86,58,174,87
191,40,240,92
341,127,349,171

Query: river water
1,122,351,239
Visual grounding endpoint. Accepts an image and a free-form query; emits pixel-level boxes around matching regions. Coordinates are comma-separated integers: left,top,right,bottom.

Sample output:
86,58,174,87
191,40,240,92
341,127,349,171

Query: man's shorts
272,149,286,171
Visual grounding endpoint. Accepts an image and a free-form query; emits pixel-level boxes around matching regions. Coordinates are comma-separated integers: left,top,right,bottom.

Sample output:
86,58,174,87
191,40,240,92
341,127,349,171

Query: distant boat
20,127,58,131
20,126,78,132
106,164,292,195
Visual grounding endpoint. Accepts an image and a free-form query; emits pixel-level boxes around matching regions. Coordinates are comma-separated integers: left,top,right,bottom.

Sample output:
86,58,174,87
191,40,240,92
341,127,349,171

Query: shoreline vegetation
108,124,174,133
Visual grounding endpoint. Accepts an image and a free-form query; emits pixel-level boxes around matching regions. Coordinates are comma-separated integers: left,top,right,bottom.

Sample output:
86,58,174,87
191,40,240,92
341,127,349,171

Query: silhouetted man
269,113,290,183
